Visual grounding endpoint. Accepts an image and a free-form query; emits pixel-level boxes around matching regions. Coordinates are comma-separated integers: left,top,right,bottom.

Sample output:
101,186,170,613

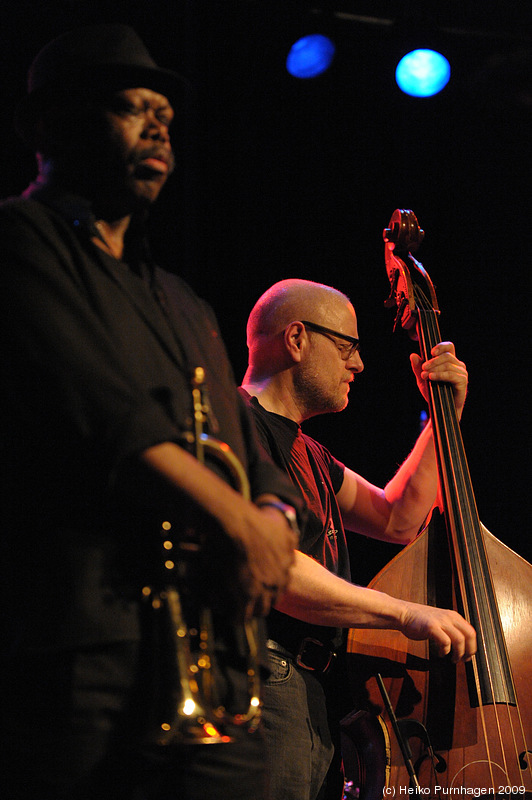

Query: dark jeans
0,642,267,800
261,645,345,800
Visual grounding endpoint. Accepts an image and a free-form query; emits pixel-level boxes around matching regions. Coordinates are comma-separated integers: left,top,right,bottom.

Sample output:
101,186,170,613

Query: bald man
240,279,476,800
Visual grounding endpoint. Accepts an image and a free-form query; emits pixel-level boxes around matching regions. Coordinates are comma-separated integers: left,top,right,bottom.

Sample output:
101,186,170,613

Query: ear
283,321,306,363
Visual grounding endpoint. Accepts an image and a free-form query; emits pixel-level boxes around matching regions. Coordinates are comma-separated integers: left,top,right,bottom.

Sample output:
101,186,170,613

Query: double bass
344,210,532,797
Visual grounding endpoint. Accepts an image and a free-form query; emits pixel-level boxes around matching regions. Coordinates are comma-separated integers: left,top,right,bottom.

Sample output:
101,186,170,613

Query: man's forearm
141,441,248,529
275,550,408,629
274,550,477,664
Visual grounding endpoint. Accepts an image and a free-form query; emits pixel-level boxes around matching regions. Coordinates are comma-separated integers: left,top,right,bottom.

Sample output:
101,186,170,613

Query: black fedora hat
15,23,188,144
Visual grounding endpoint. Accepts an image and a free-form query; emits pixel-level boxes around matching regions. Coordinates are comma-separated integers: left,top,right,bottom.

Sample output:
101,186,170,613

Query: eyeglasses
301,320,360,361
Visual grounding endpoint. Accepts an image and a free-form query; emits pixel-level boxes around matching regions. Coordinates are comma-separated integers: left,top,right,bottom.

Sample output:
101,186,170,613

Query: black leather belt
267,637,337,674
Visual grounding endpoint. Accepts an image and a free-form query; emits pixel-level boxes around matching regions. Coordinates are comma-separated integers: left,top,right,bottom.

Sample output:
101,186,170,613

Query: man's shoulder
0,194,37,216
302,432,345,481
238,389,268,429
238,390,299,452
0,192,59,230
154,264,197,297
0,195,62,249
238,390,284,427
154,266,214,318
302,431,333,460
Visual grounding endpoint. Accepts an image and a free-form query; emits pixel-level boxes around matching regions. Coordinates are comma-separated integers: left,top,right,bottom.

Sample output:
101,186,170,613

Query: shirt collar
22,180,150,273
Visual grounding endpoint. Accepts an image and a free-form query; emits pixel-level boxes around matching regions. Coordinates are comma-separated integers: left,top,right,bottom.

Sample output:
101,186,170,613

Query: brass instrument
144,367,262,746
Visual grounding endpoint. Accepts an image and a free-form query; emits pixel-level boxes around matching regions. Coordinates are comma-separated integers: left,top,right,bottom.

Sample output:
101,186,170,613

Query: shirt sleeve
304,437,346,495
236,389,306,526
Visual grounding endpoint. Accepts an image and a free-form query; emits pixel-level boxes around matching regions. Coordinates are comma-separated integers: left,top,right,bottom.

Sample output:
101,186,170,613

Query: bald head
243,279,362,420
247,279,351,345
245,279,356,380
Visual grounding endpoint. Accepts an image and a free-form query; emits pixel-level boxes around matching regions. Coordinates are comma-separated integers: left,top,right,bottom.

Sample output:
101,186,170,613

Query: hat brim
14,63,190,145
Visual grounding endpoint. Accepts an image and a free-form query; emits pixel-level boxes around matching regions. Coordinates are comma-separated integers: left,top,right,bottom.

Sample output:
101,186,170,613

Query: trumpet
145,367,262,746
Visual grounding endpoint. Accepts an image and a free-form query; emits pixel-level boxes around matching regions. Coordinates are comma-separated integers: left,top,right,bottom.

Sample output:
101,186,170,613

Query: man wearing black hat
0,24,301,800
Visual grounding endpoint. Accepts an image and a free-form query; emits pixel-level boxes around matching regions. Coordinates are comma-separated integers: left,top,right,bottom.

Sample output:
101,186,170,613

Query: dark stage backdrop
1,1,530,577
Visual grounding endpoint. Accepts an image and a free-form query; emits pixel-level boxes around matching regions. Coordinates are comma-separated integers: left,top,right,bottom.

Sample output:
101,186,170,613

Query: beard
292,357,349,419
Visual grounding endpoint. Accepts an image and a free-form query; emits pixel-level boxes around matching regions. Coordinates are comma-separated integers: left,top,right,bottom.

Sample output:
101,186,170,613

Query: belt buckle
296,637,335,673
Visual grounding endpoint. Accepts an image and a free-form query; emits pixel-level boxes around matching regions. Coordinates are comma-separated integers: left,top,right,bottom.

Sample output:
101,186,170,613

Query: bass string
419,307,506,790
383,214,530,792
417,300,526,788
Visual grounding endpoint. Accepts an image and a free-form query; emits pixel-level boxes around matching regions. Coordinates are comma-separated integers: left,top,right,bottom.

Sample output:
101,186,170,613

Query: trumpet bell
154,709,232,746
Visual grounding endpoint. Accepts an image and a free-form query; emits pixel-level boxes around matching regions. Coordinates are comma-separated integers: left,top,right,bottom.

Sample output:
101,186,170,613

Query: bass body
345,210,532,798
347,516,532,794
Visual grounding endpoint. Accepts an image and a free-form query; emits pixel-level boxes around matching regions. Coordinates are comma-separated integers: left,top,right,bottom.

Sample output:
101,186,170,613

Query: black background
2,1,531,577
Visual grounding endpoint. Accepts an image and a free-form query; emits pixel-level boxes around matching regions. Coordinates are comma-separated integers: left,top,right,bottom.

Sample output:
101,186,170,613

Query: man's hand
397,599,477,663
410,341,468,418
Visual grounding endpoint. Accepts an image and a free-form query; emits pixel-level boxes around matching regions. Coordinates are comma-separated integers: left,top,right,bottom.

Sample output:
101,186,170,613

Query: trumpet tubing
146,367,261,746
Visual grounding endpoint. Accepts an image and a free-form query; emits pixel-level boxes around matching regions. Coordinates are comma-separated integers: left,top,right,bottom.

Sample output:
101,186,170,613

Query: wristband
257,500,299,537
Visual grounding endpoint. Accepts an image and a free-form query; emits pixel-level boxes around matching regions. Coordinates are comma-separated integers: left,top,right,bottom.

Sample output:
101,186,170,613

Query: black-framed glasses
301,320,360,361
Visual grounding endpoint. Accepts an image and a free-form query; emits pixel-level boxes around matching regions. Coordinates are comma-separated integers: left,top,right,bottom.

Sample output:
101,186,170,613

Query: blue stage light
286,33,336,79
395,49,451,97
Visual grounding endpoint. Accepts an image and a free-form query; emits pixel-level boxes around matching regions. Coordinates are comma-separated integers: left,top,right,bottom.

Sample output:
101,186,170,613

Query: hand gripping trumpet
146,367,262,746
